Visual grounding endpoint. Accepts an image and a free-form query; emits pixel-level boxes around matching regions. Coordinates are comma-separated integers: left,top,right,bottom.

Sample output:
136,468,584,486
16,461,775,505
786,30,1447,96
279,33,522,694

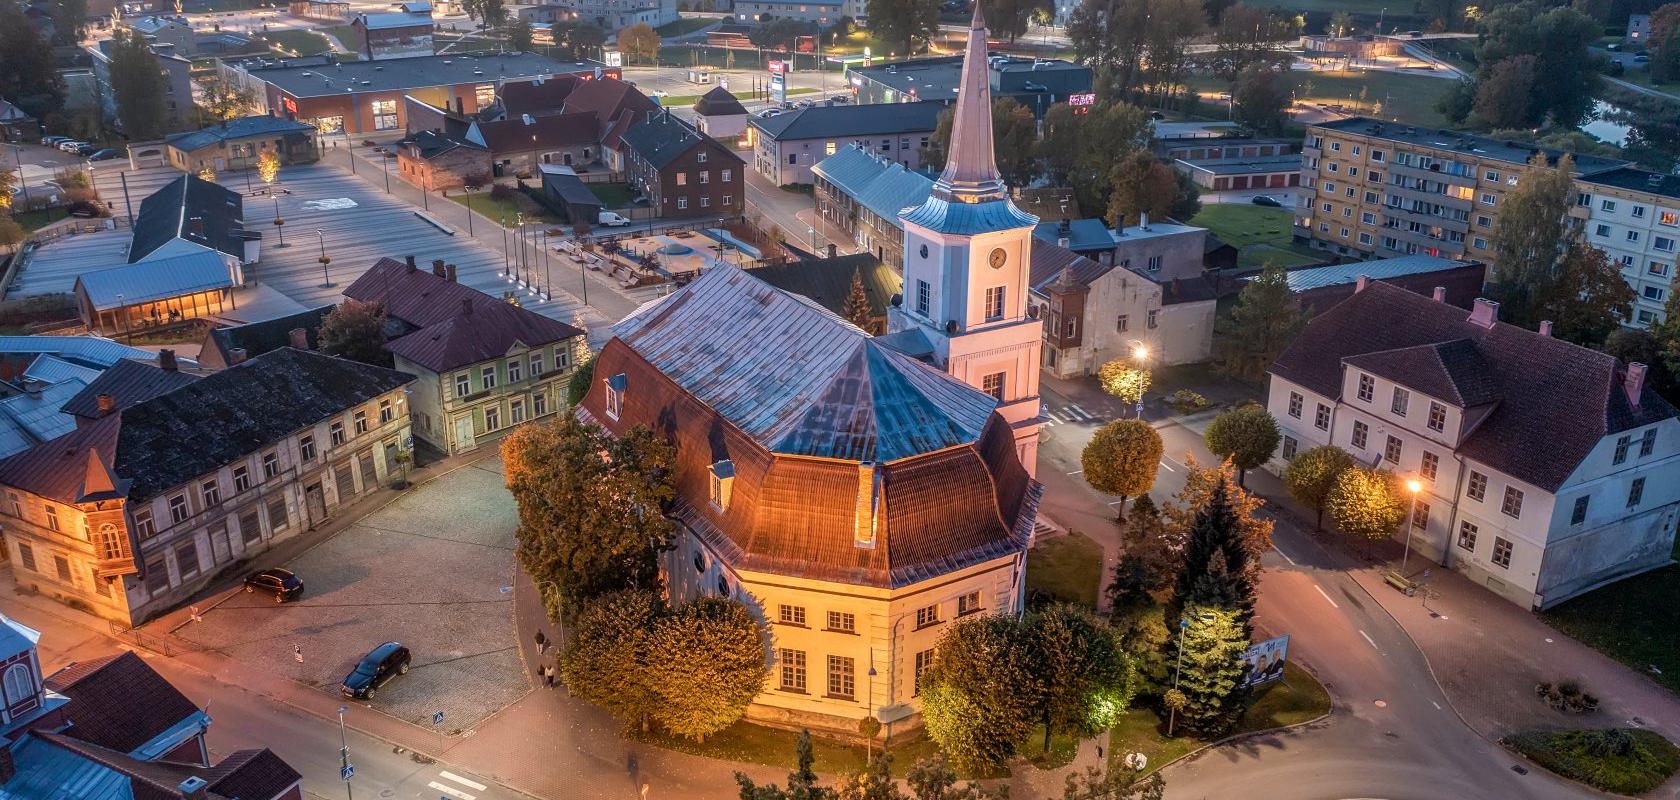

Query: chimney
405,254,417,272
1432,286,1447,303
1355,275,1369,292
178,777,208,800
1538,320,1553,337
289,327,309,349
1139,212,1150,230
158,349,178,372
462,297,474,316
1469,298,1499,329
1626,362,1649,408
96,394,115,416
446,263,458,282
827,243,837,258
228,348,247,365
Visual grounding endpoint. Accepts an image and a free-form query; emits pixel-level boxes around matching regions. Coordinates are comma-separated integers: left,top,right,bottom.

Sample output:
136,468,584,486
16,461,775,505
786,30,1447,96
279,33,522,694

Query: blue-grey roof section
164,115,317,153
0,337,156,369
1033,218,1114,251
749,101,946,142
612,264,997,463
75,252,234,312
1285,254,1472,292
812,145,934,230
0,734,134,800
900,195,1038,235
21,355,102,386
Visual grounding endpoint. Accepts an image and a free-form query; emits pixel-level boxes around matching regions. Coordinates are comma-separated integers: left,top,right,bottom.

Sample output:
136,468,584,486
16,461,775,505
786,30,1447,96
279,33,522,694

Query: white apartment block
1268,282,1680,610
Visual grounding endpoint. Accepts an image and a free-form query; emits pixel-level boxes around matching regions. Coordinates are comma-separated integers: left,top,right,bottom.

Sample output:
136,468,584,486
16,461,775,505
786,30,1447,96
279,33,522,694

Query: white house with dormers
1267,280,1680,609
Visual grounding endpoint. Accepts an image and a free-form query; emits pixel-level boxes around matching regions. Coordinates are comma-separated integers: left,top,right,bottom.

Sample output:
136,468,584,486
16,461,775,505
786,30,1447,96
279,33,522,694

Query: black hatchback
341,642,410,699
243,568,303,603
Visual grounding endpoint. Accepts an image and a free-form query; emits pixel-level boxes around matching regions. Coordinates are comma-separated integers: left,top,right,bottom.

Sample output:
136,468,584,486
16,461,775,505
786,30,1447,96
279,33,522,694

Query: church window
984,286,1005,321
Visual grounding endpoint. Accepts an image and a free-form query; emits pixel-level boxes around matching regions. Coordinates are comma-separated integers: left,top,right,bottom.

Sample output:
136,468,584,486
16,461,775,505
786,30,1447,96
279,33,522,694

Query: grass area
1024,532,1103,608
1541,546,1680,695
447,191,562,226
1109,661,1332,777
1505,729,1680,795
588,182,638,209
632,721,945,776
259,28,334,56
656,17,716,36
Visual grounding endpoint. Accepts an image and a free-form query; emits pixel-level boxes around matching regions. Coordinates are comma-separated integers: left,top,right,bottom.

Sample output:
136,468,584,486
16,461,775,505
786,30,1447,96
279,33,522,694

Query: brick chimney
228,348,247,365
1433,286,1447,302
1538,320,1553,337
445,263,458,282
289,327,309,349
1626,362,1649,408
405,254,417,273
96,394,115,416
158,349,178,371
1469,298,1499,329
1355,275,1369,292
432,259,447,277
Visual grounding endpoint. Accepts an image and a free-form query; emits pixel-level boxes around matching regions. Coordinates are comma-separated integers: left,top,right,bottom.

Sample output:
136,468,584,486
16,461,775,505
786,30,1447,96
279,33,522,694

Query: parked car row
239,566,415,702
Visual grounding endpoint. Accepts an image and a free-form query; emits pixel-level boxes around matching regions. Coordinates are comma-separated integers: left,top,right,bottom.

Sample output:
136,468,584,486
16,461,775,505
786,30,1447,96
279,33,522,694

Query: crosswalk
429,770,490,800
1041,403,1101,427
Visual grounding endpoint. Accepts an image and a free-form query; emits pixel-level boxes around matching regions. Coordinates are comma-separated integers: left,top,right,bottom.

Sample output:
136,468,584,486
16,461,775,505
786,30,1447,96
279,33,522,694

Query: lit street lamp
1400,478,1423,572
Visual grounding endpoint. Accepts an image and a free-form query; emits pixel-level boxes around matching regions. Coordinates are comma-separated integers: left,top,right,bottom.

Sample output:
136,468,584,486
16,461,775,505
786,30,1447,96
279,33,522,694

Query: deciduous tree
1487,153,1574,327
920,615,1042,774
1202,404,1278,487
1213,263,1305,382
1171,606,1250,738
559,589,666,731
1283,445,1354,530
1082,419,1164,520
1325,466,1405,543
317,299,391,366
650,597,768,742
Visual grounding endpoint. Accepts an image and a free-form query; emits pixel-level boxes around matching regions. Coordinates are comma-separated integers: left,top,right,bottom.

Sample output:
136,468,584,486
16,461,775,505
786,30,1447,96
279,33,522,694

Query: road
1034,385,1596,800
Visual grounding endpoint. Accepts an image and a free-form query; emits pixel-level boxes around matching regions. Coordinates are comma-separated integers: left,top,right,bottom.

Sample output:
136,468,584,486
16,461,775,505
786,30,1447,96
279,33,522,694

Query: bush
1506,728,1680,795
1165,389,1209,414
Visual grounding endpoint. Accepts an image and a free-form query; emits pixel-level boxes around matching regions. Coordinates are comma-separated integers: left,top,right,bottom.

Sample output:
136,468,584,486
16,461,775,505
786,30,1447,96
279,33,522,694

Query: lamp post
336,705,355,800
1401,478,1422,572
272,194,286,247
316,230,333,288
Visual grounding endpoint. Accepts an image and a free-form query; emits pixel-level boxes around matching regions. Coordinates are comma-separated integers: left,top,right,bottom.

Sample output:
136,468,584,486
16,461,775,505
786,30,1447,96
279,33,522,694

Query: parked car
597,211,632,227
340,642,410,699
1251,195,1283,207
40,135,69,147
88,148,120,161
243,567,303,603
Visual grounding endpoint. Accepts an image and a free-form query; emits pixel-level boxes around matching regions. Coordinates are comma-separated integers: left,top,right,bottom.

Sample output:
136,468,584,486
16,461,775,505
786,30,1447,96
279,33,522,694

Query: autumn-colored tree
650,596,768,742
1201,404,1279,487
317,299,391,367
1326,466,1405,543
1283,445,1354,530
1098,357,1151,408
559,588,666,731
1082,419,1164,520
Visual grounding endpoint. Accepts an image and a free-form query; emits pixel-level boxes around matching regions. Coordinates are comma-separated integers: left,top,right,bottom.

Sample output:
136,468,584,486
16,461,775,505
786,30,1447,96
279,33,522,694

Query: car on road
1251,195,1283,207
341,642,410,699
87,148,121,161
244,567,304,602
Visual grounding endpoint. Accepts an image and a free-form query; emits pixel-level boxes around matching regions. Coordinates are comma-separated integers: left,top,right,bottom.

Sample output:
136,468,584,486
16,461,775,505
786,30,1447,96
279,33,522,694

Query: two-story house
0,348,414,626
342,257,586,455
1268,281,1680,609
621,109,745,219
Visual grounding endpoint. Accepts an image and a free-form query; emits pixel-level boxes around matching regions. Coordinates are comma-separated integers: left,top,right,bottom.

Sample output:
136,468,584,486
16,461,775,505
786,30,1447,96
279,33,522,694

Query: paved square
175,457,528,732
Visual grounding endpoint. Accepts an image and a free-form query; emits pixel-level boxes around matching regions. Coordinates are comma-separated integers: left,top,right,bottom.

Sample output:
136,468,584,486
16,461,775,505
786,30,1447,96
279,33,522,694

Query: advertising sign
1240,634,1290,688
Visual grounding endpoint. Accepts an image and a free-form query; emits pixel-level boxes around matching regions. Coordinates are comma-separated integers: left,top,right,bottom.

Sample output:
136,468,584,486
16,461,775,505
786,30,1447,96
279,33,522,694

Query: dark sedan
243,567,303,602
341,642,410,699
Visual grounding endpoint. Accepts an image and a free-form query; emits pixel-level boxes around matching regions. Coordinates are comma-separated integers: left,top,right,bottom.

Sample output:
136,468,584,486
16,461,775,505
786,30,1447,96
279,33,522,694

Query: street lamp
317,230,333,288
1401,478,1423,572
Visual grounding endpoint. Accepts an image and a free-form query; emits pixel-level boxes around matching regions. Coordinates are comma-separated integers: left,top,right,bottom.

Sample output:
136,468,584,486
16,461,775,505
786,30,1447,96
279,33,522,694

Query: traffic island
1504,728,1680,796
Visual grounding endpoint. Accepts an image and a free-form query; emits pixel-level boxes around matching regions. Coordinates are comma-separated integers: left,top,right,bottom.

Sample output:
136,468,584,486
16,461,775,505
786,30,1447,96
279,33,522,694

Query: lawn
588,182,639,209
656,17,716,37
1505,728,1680,795
1024,532,1104,608
1541,548,1680,695
259,28,334,56
1109,661,1332,777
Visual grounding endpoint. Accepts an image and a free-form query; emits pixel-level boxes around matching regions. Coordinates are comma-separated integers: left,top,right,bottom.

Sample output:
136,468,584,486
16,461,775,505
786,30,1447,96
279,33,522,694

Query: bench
1383,570,1418,596
413,211,456,236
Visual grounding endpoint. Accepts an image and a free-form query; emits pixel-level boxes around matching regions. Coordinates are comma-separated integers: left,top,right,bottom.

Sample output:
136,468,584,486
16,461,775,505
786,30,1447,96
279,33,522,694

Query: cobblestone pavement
175,457,526,732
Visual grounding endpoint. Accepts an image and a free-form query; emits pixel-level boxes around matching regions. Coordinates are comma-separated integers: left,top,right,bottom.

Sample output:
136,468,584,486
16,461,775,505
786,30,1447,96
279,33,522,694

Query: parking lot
173,456,529,732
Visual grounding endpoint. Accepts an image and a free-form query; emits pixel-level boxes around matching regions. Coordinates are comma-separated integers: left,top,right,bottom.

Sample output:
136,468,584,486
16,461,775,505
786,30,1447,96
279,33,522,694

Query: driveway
173,457,526,732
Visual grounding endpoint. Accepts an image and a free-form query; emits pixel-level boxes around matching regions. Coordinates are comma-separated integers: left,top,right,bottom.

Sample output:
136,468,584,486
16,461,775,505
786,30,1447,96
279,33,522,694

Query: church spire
931,2,1006,204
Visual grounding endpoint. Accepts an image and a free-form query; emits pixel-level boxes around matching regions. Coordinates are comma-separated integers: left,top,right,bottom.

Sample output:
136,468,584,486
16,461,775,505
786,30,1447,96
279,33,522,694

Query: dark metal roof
127,175,249,264
61,359,201,420
1271,281,1677,491
748,100,945,142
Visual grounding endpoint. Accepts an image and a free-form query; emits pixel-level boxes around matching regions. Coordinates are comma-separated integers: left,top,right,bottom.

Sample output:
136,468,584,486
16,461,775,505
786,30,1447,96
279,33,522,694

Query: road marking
429,781,477,800
440,772,488,792
1313,584,1339,608
1359,629,1379,650
1158,460,1175,472
1272,545,1296,566
1066,469,1083,475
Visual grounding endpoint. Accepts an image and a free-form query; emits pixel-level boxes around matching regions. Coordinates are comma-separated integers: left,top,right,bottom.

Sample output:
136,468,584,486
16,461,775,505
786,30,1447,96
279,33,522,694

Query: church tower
890,2,1044,476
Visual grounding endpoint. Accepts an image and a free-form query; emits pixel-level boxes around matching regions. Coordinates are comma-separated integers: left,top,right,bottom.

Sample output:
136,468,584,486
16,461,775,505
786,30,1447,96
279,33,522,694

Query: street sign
341,764,355,781
433,711,446,726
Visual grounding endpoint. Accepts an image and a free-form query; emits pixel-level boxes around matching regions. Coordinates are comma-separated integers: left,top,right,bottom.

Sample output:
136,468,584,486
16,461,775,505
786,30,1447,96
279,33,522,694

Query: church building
573,5,1044,735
